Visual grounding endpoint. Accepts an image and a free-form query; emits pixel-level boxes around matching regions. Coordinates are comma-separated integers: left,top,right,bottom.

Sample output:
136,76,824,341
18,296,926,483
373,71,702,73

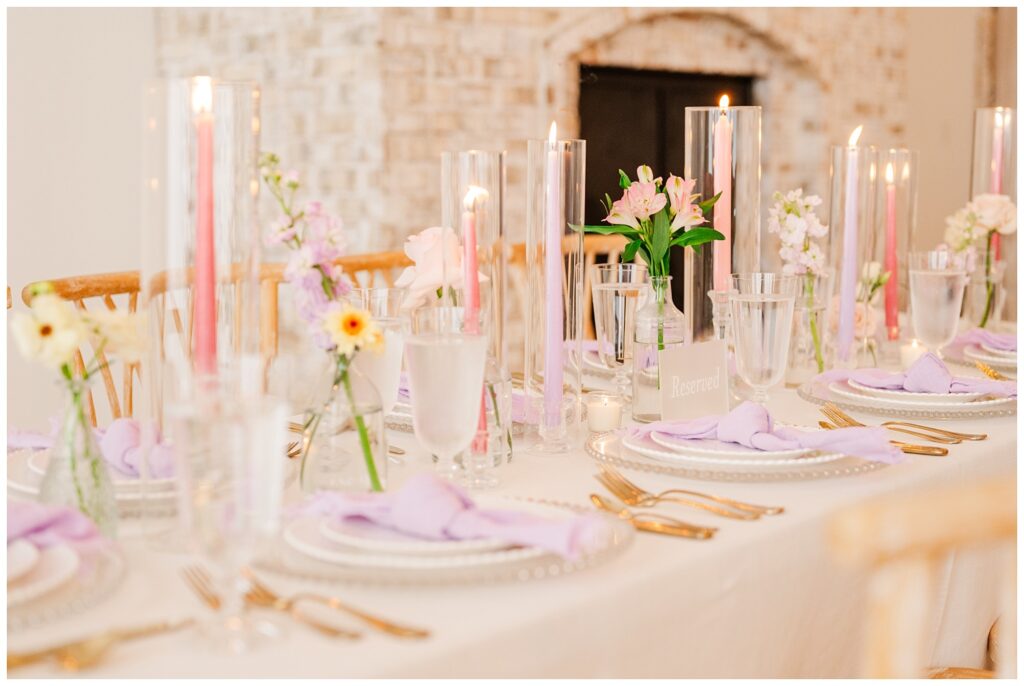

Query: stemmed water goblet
405,306,491,486
590,263,648,406
908,250,968,356
172,391,288,654
729,273,798,405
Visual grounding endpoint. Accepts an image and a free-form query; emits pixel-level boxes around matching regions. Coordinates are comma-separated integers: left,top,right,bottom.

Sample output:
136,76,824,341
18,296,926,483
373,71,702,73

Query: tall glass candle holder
873,148,918,349
139,77,261,528
684,102,763,344
970,107,1016,325
440,150,511,486
828,129,879,368
523,128,585,453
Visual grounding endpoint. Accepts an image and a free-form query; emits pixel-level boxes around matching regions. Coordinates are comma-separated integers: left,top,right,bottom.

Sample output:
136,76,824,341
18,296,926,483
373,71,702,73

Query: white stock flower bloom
82,309,144,363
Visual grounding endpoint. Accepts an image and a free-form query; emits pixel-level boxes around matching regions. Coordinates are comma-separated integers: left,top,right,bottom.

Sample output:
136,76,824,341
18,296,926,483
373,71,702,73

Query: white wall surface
7,8,156,429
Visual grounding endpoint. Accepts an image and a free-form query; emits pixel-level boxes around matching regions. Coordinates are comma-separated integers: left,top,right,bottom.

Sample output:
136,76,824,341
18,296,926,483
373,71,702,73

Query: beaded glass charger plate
798,379,1016,419
587,432,885,482
254,496,633,586
7,544,125,631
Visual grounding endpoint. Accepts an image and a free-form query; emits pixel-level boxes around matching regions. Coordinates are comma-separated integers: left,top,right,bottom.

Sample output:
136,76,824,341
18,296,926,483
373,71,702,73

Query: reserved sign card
658,340,730,421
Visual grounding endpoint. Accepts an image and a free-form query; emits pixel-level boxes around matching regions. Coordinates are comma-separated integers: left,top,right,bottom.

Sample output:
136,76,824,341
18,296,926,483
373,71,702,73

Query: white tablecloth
8,389,1016,678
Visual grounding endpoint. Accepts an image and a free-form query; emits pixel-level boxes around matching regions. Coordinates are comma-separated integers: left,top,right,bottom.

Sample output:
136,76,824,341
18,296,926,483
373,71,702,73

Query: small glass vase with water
632,276,690,422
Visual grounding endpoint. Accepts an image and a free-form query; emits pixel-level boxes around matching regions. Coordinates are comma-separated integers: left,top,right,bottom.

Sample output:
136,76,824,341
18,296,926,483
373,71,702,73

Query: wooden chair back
829,478,1015,678
21,251,412,426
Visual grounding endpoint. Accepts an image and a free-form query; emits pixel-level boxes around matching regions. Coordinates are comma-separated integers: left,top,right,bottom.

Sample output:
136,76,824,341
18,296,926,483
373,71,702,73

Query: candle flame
885,162,894,184
869,162,876,182
719,94,730,110
995,110,1004,128
192,76,213,114
902,162,911,181
848,125,863,147
548,121,557,144
463,185,489,210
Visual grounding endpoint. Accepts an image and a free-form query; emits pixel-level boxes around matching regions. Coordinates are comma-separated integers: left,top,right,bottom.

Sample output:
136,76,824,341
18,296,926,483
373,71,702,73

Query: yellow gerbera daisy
322,305,383,357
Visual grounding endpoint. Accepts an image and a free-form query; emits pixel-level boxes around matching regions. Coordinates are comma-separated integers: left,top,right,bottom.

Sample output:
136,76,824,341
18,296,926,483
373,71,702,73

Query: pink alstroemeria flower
604,197,640,230
664,175,703,231
636,165,662,186
623,182,666,221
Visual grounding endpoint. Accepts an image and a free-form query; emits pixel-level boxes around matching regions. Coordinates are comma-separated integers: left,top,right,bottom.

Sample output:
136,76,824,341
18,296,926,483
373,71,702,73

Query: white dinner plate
27,451,177,492
964,344,1018,371
7,540,40,584
647,431,813,459
7,544,80,608
846,378,987,405
828,379,1014,412
980,342,1016,359
319,518,508,557
285,498,577,570
621,433,844,470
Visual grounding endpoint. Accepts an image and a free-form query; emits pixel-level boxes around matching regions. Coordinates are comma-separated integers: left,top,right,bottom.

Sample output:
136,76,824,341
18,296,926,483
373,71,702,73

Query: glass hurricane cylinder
828,142,879,368
684,105,763,343
139,77,262,528
524,136,585,452
440,150,511,485
970,107,1016,325
873,148,918,345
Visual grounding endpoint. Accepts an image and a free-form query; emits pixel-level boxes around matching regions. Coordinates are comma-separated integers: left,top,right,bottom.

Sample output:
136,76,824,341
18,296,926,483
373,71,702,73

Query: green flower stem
341,367,382,492
806,274,824,373
68,387,89,513
979,230,996,329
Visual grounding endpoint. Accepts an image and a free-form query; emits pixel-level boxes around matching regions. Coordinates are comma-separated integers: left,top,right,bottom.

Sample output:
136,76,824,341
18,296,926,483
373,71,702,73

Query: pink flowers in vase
580,165,722,278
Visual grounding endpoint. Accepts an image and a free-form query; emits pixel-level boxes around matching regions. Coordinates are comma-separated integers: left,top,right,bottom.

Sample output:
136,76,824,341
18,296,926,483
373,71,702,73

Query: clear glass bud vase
39,380,118,537
632,276,690,422
964,257,1006,329
298,359,387,494
787,271,832,386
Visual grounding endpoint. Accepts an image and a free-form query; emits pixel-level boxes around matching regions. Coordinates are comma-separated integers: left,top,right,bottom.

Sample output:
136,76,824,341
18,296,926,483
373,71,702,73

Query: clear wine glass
729,273,798,404
908,250,968,354
590,263,648,406
171,392,288,654
348,287,410,464
405,307,489,484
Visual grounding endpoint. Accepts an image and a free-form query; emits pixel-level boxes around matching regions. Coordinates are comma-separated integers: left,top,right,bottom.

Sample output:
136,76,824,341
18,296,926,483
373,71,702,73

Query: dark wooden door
579,66,754,308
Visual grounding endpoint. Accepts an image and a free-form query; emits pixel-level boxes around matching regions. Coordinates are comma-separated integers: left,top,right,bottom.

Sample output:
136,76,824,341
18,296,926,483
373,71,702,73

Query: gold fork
590,494,716,539
823,402,986,442
242,568,429,639
596,471,758,520
181,566,360,640
975,360,1010,381
599,466,784,516
7,619,193,672
820,403,960,444
818,420,948,456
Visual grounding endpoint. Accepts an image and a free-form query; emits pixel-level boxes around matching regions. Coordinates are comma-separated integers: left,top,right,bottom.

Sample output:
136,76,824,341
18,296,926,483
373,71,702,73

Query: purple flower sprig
260,152,353,350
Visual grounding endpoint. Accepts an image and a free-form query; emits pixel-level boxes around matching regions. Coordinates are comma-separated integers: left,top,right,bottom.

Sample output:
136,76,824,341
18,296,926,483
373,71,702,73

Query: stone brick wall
154,7,981,255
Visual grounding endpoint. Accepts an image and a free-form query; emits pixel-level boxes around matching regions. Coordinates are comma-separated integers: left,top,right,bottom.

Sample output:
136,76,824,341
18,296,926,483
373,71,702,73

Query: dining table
7,386,1015,678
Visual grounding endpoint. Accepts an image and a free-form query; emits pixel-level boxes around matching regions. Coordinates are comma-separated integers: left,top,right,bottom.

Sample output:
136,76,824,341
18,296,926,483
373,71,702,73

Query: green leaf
572,223,640,237
698,191,723,215
622,238,642,263
650,209,671,267
671,227,726,249
618,169,632,190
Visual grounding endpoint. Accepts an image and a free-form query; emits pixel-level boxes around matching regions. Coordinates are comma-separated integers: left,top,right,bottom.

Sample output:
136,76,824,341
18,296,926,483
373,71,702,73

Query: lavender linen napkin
295,472,606,560
8,501,103,551
7,418,176,479
946,328,1017,358
816,352,1016,398
624,401,905,464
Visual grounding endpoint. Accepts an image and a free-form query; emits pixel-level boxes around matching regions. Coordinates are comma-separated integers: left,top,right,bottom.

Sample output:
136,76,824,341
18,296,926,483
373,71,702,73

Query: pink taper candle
712,95,733,292
837,125,863,363
192,77,217,376
883,163,899,341
544,122,564,428
462,186,489,453
991,110,1004,261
